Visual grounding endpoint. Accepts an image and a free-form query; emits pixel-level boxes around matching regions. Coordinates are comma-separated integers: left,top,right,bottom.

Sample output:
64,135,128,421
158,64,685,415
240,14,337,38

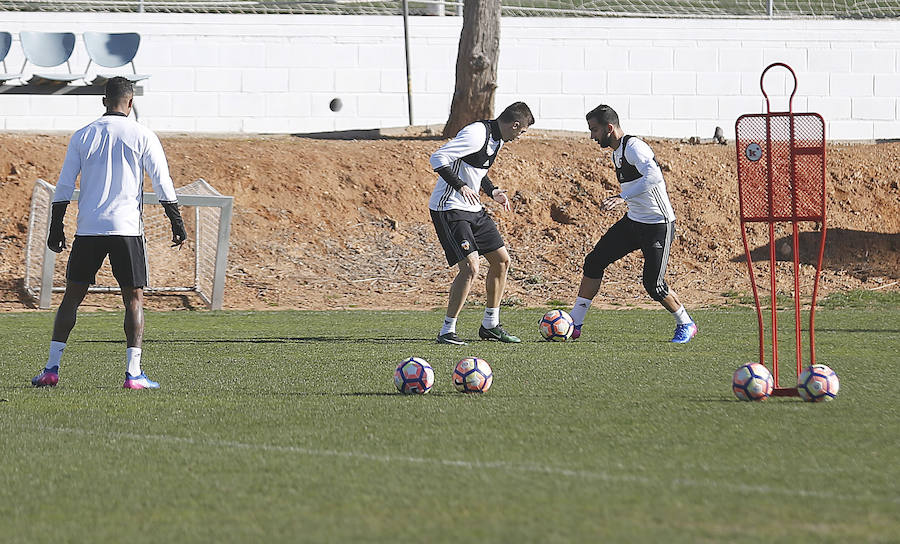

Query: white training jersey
428,120,503,213
53,114,178,236
612,136,676,224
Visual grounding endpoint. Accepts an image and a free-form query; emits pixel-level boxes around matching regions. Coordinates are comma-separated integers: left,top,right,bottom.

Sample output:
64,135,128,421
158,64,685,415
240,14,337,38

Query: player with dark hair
569,104,697,343
31,76,187,389
429,102,534,345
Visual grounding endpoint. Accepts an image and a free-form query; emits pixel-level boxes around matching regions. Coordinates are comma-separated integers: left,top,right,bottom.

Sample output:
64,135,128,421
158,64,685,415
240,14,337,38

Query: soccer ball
732,363,774,401
394,357,434,395
452,357,493,393
539,309,574,342
797,364,840,402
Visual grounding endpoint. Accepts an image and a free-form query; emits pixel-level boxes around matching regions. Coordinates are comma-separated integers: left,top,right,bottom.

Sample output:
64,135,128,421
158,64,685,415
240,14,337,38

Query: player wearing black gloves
32,77,185,390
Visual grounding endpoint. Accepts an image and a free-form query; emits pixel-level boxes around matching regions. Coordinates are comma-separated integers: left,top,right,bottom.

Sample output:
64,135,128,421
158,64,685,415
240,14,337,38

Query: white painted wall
1,12,898,140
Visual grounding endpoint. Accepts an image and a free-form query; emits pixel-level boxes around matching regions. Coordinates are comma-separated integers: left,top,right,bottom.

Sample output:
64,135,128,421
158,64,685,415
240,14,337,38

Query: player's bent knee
583,254,608,280
457,258,479,280
485,247,510,268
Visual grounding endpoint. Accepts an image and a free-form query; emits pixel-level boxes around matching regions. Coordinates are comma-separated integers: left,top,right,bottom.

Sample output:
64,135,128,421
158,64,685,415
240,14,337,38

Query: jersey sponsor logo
460,240,471,251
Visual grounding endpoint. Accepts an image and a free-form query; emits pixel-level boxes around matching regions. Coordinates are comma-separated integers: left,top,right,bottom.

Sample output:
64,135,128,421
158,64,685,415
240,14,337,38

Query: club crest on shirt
460,240,471,251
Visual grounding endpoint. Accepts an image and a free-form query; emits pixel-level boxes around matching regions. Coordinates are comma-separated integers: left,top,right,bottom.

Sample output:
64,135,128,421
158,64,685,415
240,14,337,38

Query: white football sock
482,307,500,329
126,347,142,377
672,305,693,325
46,341,65,370
570,297,592,326
440,316,457,336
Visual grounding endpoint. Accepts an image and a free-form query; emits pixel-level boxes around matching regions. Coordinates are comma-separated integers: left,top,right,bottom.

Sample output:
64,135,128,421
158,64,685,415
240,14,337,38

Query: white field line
25,425,900,505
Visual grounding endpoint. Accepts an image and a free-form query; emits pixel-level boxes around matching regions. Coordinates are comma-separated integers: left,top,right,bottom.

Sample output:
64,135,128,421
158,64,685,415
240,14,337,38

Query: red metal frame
735,63,827,397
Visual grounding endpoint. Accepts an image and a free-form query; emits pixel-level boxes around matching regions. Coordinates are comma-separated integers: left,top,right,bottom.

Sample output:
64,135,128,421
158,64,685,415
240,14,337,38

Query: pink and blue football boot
671,322,698,344
31,366,59,387
123,372,160,390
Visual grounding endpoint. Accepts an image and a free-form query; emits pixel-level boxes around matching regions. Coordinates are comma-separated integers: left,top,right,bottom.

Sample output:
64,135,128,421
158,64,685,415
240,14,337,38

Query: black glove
161,200,187,247
47,201,68,253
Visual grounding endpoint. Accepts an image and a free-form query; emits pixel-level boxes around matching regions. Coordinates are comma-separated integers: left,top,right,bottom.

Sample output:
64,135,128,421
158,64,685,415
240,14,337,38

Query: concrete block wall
0,12,898,139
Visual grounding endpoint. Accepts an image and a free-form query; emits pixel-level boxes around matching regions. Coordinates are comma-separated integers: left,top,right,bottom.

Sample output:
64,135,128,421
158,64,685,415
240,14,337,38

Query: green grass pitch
1,302,898,543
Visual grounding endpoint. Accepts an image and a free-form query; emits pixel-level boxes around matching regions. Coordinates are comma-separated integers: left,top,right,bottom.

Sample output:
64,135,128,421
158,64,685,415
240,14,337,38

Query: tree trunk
442,0,501,138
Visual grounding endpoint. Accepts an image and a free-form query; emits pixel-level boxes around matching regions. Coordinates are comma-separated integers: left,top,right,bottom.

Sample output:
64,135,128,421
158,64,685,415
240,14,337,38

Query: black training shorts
66,235,148,288
430,208,505,266
583,215,675,301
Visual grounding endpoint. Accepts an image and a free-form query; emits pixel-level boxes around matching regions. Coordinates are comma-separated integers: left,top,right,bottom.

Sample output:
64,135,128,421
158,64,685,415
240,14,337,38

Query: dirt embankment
1,130,897,312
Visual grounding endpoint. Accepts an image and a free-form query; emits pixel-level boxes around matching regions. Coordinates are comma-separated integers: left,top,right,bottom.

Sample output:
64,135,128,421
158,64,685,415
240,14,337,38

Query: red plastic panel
736,112,825,222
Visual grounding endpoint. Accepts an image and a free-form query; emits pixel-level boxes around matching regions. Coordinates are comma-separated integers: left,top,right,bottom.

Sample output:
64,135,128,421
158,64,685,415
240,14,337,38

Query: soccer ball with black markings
452,357,493,394
539,309,574,342
394,357,434,395
797,364,840,402
732,363,774,401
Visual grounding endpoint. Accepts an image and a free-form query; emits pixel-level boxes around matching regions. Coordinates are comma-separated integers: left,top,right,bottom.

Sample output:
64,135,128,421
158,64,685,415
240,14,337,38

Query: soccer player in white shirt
429,102,534,345
31,77,187,389
569,105,697,343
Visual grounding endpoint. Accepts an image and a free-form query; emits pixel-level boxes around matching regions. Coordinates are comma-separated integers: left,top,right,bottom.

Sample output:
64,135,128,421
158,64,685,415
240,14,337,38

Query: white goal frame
25,178,233,310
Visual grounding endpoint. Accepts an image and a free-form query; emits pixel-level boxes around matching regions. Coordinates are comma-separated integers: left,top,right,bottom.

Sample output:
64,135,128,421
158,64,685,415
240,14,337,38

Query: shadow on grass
688,396,813,404
814,328,900,334
336,391,459,397
79,336,429,345
690,397,750,404
0,277,38,309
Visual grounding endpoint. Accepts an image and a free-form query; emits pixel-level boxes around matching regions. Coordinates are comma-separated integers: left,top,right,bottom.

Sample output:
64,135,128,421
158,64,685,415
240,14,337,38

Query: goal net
24,178,234,310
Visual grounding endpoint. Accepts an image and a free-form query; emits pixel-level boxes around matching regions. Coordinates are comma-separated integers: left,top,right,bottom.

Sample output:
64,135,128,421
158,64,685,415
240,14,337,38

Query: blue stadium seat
19,31,86,85
0,31,24,84
83,32,150,85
